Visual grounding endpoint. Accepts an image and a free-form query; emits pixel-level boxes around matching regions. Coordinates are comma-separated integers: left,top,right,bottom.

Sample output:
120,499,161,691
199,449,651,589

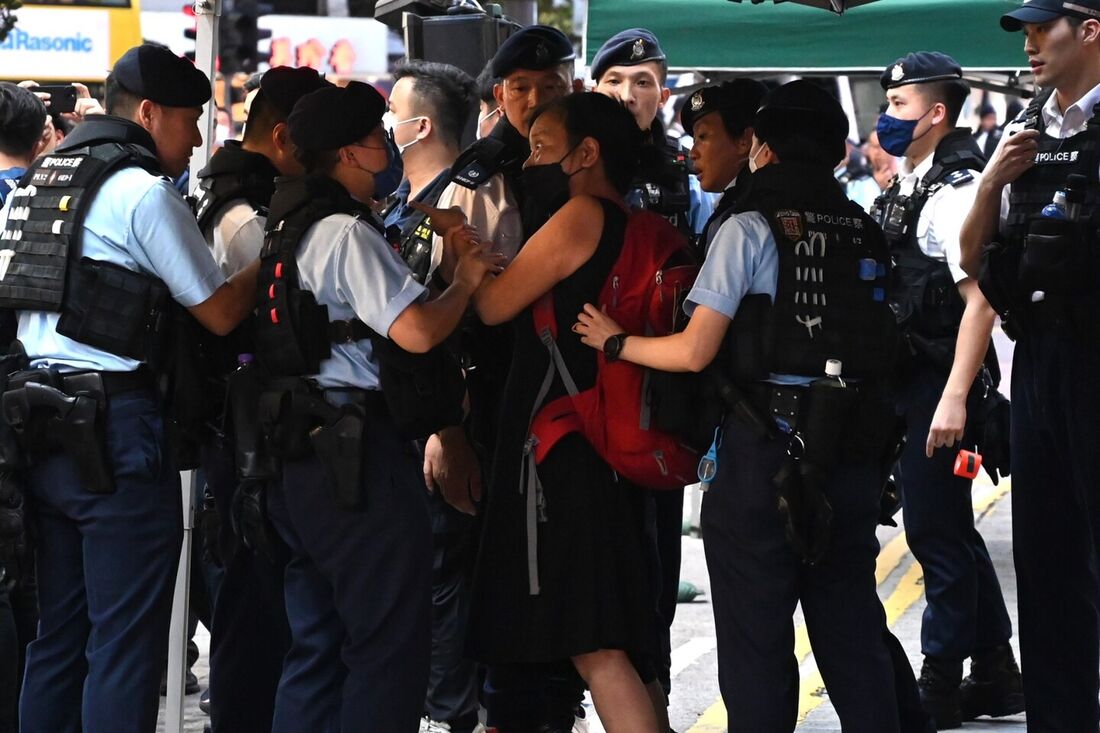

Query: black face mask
520,145,580,232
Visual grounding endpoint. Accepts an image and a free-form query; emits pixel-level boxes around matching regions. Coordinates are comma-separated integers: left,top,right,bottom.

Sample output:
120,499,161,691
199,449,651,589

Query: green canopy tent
586,0,1030,74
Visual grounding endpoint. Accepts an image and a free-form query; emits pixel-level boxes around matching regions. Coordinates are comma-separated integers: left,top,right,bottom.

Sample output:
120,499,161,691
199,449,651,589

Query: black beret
0,82,47,148
754,80,849,164
260,66,333,118
491,25,575,79
1001,0,1100,31
680,78,768,135
880,51,963,90
112,44,210,107
979,103,997,117
288,81,386,153
590,28,665,83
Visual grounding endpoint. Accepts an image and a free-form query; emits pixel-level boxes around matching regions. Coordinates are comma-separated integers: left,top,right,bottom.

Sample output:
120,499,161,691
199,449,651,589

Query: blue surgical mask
875,107,934,158
371,130,405,201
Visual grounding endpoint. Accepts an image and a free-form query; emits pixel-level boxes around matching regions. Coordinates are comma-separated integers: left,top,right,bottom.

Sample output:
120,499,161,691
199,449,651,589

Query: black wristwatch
603,333,629,362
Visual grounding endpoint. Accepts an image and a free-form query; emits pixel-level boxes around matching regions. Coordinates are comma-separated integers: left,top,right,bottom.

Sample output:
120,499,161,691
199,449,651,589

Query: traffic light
183,4,197,62
220,0,272,74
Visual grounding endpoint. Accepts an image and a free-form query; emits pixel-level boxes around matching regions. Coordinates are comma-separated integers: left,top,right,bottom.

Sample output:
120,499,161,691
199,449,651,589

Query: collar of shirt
896,153,935,196
1042,80,1100,138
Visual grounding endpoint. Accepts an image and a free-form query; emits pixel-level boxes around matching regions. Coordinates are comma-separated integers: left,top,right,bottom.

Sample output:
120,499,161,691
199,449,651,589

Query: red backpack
527,208,701,491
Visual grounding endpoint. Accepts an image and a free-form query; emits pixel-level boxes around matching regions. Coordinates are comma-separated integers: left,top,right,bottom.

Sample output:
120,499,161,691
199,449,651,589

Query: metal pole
165,470,197,733
189,0,221,195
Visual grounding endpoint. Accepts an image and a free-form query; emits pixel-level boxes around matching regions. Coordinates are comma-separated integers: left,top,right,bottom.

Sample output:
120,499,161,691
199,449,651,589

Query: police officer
430,27,582,732
379,58,484,733
589,27,719,710
576,80,909,732
257,81,496,732
679,79,768,256
874,52,1022,729
591,28,715,243
0,43,259,732
961,2,1100,729
192,65,331,733
0,82,46,733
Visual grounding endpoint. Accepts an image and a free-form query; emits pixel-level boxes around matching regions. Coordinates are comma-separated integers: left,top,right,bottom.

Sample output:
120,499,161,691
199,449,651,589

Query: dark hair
529,92,644,194
717,107,754,141
50,111,76,137
917,78,971,126
475,60,499,105
393,60,476,150
243,90,280,144
0,83,47,157
290,144,340,174
104,74,142,118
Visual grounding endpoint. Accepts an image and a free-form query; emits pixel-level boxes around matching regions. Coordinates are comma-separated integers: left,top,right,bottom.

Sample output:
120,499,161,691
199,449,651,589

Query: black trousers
206,435,290,733
424,490,479,729
895,364,1013,661
702,415,901,733
1010,328,1100,732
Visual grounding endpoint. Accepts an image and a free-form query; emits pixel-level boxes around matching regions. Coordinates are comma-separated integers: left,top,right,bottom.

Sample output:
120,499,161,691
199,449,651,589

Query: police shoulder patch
943,169,974,187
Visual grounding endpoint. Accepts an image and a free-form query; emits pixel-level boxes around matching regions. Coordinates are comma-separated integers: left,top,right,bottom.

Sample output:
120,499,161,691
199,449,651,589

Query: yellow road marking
686,479,1012,732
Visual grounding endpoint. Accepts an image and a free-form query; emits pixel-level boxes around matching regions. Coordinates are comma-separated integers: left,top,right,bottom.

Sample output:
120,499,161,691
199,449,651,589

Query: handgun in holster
275,389,366,511
2,378,114,494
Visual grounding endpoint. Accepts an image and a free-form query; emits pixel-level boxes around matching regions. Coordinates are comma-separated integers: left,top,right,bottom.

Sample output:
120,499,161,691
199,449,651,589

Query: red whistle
954,449,983,479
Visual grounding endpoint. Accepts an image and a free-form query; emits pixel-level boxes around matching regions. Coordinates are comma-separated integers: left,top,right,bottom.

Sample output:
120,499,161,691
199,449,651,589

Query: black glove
196,484,222,568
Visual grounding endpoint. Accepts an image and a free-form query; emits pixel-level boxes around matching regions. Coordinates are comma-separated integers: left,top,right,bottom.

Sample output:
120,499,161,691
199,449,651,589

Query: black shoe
918,656,963,730
160,670,201,696
199,687,211,715
960,645,1025,720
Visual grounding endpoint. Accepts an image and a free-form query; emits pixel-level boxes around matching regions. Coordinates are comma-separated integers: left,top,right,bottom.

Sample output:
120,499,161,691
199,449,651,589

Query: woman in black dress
461,93,661,732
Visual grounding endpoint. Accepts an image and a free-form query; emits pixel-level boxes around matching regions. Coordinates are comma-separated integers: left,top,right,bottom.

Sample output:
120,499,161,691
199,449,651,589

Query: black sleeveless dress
466,199,656,665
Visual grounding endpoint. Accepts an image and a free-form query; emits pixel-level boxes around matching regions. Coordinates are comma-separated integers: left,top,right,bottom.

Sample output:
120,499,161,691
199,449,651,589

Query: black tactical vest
255,175,375,378
1005,89,1100,246
875,129,985,342
380,170,452,284
981,89,1100,329
629,129,691,240
727,163,898,381
0,116,173,363
193,141,279,237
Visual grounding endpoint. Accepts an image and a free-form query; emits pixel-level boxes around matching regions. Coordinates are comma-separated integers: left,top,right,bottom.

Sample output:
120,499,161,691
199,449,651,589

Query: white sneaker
423,720,452,733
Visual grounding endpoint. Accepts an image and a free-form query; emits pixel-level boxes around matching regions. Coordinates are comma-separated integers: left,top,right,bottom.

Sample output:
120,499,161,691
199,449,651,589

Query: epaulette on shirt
943,169,974,187
450,137,511,190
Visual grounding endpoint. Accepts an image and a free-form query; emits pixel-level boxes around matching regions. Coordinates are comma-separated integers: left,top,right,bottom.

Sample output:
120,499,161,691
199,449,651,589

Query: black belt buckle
768,387,803,433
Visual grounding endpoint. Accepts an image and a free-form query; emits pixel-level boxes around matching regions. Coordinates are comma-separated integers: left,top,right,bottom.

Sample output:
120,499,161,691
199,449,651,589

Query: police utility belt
259,377,387,512
1,366,155,494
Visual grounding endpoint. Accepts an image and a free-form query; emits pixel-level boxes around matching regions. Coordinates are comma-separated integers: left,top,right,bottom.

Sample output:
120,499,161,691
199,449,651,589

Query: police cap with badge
1000,0,1100,31
112,43,211,107
681,79,768,137
491,25,575,79
880,51,963,91
590,28,666,83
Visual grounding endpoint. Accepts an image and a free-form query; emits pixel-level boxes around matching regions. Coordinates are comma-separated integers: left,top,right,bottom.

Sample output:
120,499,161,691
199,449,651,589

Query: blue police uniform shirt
0,167,226,372
684,210,810,386
0,167,24,207
688,174,718,236
295,212,427,390
383,169,451,235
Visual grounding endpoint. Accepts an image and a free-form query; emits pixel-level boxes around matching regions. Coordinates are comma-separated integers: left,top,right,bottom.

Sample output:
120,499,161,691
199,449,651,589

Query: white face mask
476,107,501,140
748,142,768,174
382,112,428,154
